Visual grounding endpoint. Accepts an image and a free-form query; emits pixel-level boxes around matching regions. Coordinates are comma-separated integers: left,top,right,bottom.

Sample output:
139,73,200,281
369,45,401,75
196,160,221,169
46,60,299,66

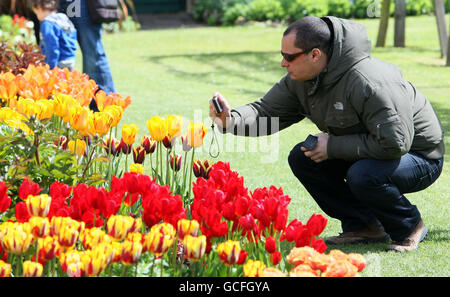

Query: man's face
281,33,321,81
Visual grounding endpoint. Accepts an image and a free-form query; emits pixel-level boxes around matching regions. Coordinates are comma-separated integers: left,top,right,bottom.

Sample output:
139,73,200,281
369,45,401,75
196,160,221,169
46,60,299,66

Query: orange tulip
286,246,317,266
322,260,358,277
93,112,113,136
0,72,18,104
289,264,319,277
69,105,91,134
167,115,184,138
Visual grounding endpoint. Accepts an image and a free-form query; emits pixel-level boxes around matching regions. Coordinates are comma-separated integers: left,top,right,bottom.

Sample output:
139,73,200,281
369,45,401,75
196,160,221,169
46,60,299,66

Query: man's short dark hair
284,16,332,58
30,0,59,11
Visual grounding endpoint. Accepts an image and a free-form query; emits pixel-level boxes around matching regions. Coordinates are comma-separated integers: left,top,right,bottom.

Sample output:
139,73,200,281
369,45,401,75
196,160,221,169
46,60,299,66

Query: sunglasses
281,45,320,62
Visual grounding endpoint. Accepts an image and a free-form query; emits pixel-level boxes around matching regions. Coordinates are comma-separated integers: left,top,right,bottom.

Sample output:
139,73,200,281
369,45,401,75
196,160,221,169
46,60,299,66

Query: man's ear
311,48,322,61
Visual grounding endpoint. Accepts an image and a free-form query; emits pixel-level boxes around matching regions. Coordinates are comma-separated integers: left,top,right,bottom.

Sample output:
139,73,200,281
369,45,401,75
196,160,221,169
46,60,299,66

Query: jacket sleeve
327,79,414,161
40,21,60,69
222,75,304,137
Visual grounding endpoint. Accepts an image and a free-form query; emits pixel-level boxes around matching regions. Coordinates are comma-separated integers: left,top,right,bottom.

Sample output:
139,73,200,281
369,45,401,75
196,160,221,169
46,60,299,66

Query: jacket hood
320,16,372,87
45,13,76,35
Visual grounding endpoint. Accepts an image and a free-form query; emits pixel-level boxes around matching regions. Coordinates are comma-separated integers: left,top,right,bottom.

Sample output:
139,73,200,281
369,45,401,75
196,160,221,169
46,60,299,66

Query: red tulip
265,236,276,254
306,214,327,237
18,179,42,201
270,250,281,265
15,201,31,222
238,213,256,231
237,250,248,265
0,181,11,213
311,238,327,253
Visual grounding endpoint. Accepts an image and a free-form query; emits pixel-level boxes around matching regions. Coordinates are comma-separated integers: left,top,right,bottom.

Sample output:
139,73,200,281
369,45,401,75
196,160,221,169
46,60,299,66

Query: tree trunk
186,0,194,14
433,0,448,58
394,0,406,47
376,0,392,47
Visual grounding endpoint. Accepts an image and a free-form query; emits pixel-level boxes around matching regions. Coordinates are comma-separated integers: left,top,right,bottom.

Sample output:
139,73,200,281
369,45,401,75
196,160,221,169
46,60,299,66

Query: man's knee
346,160,383,193
288,143,309,170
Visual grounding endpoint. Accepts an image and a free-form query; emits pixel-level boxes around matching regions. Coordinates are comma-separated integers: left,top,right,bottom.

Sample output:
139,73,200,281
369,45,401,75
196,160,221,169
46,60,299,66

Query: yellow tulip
129,163,145,174
122,123,139,146
243,260,266,277
2,227,34,255
68,139,86,157
147,116,168,142
35,99,54,120
16,98,37,119
186,121,208,148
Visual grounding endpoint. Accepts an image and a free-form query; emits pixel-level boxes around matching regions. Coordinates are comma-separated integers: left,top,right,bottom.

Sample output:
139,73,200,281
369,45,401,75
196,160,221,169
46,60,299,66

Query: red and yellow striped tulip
2,226,33,254
183,235,206,262
217,240,241,266
141,136,156,154
29,217,50,237
144,223,176,256
106,215,140,241
23,260,43,277
121,238,142,265
26,194,51,218
57,225,80,248
176,219,199,240
0,260,11,277
38,236,60,262
93,112,113,136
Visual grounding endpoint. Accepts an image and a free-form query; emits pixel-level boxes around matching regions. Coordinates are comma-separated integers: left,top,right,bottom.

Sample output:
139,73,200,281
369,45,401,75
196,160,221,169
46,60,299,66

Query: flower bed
0,63,367,277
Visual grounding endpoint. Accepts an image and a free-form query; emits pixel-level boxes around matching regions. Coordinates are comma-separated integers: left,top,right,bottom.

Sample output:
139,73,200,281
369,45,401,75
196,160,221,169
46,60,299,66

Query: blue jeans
288,142,443,241
59,0,116,94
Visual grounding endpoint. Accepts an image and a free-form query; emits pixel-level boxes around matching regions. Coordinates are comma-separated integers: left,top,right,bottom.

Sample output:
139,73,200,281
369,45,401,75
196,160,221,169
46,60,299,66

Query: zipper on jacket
376,124,381,140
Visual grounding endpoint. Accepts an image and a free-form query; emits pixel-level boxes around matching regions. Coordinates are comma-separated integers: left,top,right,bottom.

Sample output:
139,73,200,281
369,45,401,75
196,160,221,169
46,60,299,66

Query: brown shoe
386,219,428,252
325,224,390,245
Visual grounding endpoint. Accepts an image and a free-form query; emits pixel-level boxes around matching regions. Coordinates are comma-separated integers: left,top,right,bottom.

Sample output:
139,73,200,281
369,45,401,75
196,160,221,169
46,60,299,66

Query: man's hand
209,92,232,129
301,133,329,163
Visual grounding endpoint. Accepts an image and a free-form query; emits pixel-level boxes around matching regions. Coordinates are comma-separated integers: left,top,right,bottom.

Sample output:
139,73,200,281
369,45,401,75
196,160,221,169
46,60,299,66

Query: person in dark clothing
209,16,444,252
58,0,116,94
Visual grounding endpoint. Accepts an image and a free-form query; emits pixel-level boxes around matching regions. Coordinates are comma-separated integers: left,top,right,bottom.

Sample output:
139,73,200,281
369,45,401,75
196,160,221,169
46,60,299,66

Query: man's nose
281,58,288,67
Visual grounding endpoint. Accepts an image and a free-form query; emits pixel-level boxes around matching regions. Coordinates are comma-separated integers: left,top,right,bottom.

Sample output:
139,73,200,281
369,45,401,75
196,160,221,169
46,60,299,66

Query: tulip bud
181,136,191,152
162,135,172,149
132,146,146,164
26,194,51,218
103,136,121,156
264,236,276,254
141,136,156,154
23,260,43,277
193,159,212,179
119,138,132,154
57,135,68,150
169,153,182,171
270,250,281,265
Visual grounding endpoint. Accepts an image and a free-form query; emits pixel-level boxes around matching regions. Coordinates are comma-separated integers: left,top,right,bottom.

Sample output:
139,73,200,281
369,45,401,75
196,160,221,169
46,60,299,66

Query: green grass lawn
81,14,449,277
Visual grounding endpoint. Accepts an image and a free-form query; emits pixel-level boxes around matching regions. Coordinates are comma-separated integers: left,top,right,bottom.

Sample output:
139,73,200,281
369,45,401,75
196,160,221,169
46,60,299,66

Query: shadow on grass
144,50,284,98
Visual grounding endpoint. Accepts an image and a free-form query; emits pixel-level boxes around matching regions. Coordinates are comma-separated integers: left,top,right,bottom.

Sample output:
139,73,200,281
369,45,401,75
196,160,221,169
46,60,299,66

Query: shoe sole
325,234,390,245
386,225,428,252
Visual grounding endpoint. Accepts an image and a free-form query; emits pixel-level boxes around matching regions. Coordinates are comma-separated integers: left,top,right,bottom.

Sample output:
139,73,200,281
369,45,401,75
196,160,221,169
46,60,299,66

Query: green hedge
193,0,446,26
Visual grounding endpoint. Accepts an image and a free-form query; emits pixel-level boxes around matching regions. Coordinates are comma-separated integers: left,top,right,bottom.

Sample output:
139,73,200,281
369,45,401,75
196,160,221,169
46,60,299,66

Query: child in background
31,0,77,70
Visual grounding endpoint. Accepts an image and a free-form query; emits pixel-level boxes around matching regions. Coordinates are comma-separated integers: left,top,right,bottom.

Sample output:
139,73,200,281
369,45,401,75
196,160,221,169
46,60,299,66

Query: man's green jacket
223,16,445,161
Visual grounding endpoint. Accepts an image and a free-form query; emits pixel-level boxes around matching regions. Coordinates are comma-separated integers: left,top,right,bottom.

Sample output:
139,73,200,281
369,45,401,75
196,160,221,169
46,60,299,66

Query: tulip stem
160,257,164,277
125,145,129,173
187,148,195,208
